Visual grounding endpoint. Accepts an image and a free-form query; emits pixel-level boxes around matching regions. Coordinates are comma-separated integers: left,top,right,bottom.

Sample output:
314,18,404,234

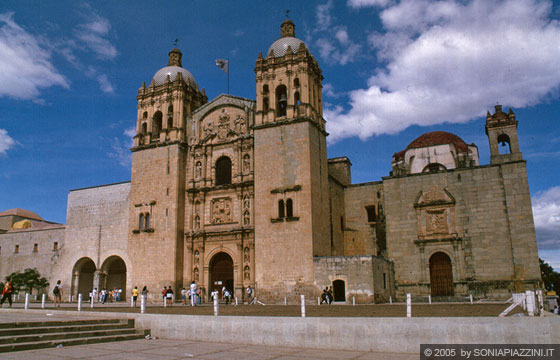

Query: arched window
422,163,446,173
294,92,301,107
145,213,150,230
139,213,145,230
143,111,148,119
215,156,232,186
497,134,511,154
294,78,300,88
278,200,285,218
276,85,287,117
152,111,163,140
167,105,173,129
286,198,293,217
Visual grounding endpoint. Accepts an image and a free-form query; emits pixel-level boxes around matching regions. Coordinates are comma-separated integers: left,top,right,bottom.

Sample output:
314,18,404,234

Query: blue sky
1,0,559,270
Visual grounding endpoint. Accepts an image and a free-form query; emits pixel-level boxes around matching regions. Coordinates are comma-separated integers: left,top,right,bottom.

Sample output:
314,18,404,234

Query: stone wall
51,182,131,299
0,227,64,295
314,255,394,303
383,161,541,298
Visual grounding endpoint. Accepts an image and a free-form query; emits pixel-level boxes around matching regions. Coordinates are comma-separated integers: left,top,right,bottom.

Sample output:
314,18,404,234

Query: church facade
0,20,541,303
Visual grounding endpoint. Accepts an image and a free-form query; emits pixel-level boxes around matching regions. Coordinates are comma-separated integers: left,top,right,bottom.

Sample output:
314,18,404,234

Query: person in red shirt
0,277,13,307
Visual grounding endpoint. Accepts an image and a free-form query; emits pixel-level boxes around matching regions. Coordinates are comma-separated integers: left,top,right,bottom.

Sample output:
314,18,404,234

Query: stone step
0,331,148,353
0,328,138,345
0,318,122,329
0,321,134,337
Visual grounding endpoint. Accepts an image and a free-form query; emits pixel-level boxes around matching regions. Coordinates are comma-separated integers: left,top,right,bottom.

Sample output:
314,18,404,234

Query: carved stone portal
426,209,448,234
212,198,232,224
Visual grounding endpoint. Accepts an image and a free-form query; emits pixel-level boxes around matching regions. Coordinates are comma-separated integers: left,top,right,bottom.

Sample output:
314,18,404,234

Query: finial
285,9,290,19
173,38,179,47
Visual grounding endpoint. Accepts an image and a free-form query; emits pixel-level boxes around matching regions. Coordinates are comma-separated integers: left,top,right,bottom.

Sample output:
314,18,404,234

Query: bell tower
128,48,207,300
253,20,330,302
486,104,522,164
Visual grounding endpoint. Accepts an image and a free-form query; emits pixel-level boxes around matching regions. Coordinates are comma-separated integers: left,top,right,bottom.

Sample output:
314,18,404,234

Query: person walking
53,280,63,307
0,277,13,307
190,281,198,306
132,286,139,306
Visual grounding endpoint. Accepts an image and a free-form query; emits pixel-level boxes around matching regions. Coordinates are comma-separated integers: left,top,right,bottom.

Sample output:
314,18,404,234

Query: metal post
91,296,94,308
469,294,473,304
353,296,355,306
41,294,46,309
131,296,134,307
140,295,146,314
191,293,195,307
389,296,392,304
406,293,411,318
24,293,29,309
284,297,287,305
78,294,82,312
235,297,238,306
318,297,320,305
163,296,167,307
213,294,219,316
301,294,306,318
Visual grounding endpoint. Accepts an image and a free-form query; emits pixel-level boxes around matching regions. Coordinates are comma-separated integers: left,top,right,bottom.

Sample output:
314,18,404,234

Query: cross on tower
285,9,290,19
173,38,179,47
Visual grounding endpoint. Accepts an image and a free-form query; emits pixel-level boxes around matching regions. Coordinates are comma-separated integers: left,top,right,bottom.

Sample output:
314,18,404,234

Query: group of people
320,287,334,304
88,287,124,304
180,281,202,305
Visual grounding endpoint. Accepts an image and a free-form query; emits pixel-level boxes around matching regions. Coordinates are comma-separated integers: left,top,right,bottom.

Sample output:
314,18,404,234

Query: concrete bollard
470,294,473,304
301,294,306,318
353,296,355,306
163,296,167,307
537,290,544,317
428,295,432,304
140,295,146,314
91,296,94,308
213,294,219,316
131,296,134,307
284,297,287,305
406,293,411,318
318,297,320,305
24,293,29,309
41,294,46,309
389,296,392,304
191,294,195,307
526,290,536,316
235,297,238,306
77,294,82,312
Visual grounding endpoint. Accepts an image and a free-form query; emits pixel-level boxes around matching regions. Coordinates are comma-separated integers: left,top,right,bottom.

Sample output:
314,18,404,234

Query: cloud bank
326,0,560,142
533,186,560,251
0,12,69,100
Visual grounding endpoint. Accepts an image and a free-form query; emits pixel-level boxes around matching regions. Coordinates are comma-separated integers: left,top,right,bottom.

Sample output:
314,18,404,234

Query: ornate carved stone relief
211,197,232,224
415,186,456,239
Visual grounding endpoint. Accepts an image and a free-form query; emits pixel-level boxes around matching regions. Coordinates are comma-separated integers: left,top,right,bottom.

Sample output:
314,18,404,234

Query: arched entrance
210,252,234,296
333,279,346,302
72,257,96,299
429,252,454,296
101,256,127,300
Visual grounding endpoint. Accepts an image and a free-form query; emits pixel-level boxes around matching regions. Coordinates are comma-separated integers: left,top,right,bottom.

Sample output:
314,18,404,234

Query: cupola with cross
133,48,207,148
254,19,324,128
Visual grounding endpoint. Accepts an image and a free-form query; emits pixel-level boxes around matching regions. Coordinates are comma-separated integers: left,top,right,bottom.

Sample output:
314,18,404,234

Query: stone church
0,20,541,303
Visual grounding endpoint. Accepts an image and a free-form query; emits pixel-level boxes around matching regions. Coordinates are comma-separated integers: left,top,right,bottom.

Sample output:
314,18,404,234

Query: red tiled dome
395,131,469,160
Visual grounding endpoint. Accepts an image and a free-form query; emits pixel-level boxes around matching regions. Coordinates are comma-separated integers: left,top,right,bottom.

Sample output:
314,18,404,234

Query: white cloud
0,12,69,100
109,127,135,167
315,25,361,65
326,0,560,142
316,0,333,31
533,186,560,251
348,0,392,8
96,74,115,94
74,14,117,60
0,129,16,156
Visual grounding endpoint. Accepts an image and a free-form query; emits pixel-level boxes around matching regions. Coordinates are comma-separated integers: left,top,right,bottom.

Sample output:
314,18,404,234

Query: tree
8,268,49,294
540,258,560,292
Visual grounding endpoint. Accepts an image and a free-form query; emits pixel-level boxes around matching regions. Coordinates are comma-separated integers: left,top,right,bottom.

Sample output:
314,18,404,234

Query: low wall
2,309,558,353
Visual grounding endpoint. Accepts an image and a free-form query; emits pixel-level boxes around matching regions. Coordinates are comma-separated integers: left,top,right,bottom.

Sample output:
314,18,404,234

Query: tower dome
267,19,306,57
152,48,196,86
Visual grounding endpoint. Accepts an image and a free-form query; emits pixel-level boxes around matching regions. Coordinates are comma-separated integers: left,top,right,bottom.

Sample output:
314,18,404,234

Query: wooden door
429,252,454,296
